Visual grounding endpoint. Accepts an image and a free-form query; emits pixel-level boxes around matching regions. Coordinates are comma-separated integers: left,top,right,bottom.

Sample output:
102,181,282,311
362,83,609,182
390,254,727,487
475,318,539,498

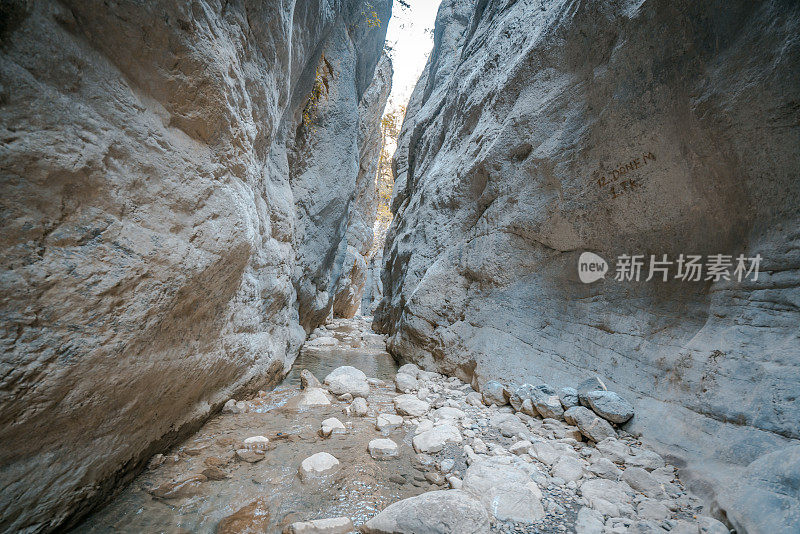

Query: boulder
319,417,346,438
637,499,670,520
596,438,631,464
465,392,484,407
242,436,270,450
575,507,604,534
351,397,369,417
298,452,340,481
564,407,616,442
622,467,666,499
324,366,370,398
559,387,580,409
149,475,207,499
397,363,421,378
588,458,622,480
627,449,666,471
300,369,322,390
376,413,404,432
394,394,431,417
532,393,565,420
462,457,545,523
584,390,635,424
369,438,400,460
552,456,585,482
576,377,608,407
412,424,462,454
509,382,542,411
395,372,418,392
360,490,490,534
481,380,509,406
432,406,466,422
580,479,634,509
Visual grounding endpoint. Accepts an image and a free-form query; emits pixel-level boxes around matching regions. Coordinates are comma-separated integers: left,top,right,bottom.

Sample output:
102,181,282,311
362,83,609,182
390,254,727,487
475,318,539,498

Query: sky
384,0,443,106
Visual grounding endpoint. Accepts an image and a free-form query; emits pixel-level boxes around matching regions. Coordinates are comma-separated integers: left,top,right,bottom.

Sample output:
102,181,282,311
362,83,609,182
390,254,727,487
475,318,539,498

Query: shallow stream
75,317,428,533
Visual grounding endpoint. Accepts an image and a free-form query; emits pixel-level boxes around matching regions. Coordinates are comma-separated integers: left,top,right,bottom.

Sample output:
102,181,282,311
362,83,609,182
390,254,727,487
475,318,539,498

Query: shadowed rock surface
332,55,393,319
0,1,390,532
375,0,800,530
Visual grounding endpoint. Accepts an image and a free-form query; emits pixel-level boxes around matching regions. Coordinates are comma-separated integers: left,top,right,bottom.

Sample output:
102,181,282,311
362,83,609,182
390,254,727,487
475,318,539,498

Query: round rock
368,438,400,460
585,390,634,424
298,452,340,480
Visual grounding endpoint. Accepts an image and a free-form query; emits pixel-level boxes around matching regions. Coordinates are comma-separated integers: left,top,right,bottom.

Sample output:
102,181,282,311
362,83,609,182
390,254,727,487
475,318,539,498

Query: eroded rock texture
332,54,392,319
375,0,800,531
0,0,390,532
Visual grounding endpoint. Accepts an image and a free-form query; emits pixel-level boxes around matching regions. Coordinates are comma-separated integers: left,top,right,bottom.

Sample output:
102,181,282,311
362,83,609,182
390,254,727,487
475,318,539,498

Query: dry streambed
77,318,730,534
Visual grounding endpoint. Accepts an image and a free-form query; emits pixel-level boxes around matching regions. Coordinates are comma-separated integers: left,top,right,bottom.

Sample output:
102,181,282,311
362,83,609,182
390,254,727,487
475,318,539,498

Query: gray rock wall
332,54,393,319
375,0,800,531
0,0,390,532
361,250,385,316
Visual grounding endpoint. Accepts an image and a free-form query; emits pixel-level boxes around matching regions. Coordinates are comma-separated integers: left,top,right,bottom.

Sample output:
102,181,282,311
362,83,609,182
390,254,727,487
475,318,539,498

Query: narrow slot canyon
1,1,798,534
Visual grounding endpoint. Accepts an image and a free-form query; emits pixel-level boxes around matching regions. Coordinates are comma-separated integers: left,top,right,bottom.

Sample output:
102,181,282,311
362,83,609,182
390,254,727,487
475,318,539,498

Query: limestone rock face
332,54,393,318
0,0,390,532
360,249,384,315
374,0,800,529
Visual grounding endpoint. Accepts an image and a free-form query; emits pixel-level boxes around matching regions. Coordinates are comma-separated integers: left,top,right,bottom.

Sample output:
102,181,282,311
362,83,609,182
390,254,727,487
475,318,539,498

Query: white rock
361,490,489,534
432,406,466,422
580,478,633,507
552,456,585,482
462,457,545,523
394,394,430,416
395,372,418,392
509,440,533,455
319,417,346,437
575,506,605,534
637,499,670,520
368,438,399,460
626,449,666,471
472,437,489,454
286,517,353,534
324,366,370,398
588,457,622,480
530,441,559,465
242,436,270,450
375,413,404,432
397,363,420,378
299,452,340,480
596,437,631,463
466,391,484,407
297,387,332,408
414,418,434,434
412,423,462,453
622,467,666,498
351,397,368,416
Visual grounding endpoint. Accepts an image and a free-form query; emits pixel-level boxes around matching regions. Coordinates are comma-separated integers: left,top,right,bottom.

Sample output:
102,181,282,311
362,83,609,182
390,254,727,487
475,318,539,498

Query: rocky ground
77,318,731,534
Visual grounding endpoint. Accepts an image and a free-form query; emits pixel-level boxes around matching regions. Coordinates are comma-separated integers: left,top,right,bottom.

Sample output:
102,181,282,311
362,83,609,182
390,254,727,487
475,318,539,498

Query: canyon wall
375,0,800,531
0,0,390,532
332,55,392,319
